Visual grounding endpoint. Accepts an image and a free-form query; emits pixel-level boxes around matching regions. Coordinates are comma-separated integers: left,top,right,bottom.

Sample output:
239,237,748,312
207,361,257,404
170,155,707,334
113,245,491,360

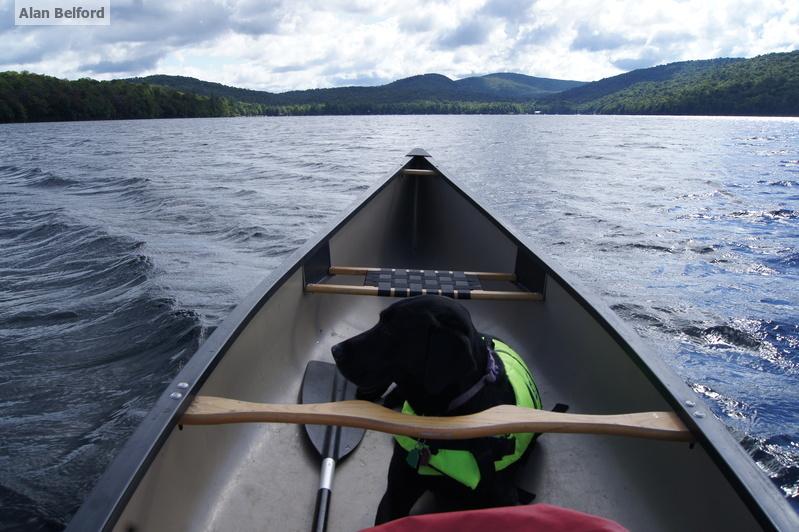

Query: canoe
67,149,797,531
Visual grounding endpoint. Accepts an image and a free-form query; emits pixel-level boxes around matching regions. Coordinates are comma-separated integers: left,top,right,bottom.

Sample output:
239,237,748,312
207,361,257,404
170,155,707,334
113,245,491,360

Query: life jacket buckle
406,442,432,469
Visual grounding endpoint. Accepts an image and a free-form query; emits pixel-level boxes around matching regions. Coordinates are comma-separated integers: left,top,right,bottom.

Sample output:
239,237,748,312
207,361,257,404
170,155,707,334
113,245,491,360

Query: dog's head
331,295,486,413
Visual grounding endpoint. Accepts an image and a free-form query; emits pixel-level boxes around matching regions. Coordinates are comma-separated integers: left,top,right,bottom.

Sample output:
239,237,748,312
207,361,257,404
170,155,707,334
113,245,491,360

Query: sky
1,0,798,92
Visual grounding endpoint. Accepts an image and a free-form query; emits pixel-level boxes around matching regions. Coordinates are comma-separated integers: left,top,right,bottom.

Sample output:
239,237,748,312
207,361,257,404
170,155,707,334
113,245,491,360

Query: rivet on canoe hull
177,382,189,389
170,392,183,400
685,400,696,408
693,411,705,419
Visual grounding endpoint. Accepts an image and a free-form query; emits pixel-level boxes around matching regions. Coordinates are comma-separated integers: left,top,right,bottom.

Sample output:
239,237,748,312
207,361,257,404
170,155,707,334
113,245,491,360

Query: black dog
332,295,540,524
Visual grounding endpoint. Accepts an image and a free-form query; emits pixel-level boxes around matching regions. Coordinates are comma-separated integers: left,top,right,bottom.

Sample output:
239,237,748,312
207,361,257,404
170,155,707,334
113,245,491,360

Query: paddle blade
301,361,365,460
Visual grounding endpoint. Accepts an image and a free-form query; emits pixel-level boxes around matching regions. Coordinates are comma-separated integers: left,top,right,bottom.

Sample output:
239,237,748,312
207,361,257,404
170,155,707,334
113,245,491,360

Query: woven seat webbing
364,268,482,298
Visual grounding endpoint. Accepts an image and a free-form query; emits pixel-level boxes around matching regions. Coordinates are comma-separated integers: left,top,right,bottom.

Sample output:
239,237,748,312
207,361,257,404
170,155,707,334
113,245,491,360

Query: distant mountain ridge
550,52,799,115
551,58,744,103
1,51,797,122
125,72,586,106
124,51,798,116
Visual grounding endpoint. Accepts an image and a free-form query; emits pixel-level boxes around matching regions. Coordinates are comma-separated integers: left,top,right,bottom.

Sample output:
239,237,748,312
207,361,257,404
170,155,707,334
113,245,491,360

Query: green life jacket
394,338,542,489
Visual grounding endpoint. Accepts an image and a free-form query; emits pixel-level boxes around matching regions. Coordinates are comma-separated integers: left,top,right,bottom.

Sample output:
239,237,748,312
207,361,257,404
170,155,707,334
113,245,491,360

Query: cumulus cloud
0,0,796,90
571,24,645,52
611,48,672,71
517,23,562,47
398,14,434,34
330,73,392,87
482,0,530,18
436,18,495,48
228,0,287,36
81,52,162,74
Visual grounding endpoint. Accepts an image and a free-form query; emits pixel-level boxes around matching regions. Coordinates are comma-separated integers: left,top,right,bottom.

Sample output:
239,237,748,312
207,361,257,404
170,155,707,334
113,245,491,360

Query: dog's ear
424,325,477,395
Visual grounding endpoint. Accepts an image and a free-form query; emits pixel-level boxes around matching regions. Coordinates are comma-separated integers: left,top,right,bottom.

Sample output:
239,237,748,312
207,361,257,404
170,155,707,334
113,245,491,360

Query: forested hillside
0,72,262,123
1,51,797,122
128,72,585,107
548,52,799,115
124,52,799,116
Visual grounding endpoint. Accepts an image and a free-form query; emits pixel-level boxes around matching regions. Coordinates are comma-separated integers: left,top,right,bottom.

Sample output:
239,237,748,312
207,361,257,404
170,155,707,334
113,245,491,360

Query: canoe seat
305,266,543,301
364,268,483,297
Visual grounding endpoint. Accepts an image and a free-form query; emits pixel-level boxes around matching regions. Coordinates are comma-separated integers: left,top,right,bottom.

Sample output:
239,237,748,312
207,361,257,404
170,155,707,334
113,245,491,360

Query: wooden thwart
329,266,516,282
182,396,693,442
305,283,543,301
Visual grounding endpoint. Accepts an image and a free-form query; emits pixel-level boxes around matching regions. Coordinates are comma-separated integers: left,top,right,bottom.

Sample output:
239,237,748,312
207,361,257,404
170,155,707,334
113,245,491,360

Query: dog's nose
331,343,344,362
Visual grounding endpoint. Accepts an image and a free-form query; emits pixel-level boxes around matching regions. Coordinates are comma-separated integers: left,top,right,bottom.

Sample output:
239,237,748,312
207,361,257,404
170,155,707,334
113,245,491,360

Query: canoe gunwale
429,158,795,531
65,159,410,532
66,153,797,532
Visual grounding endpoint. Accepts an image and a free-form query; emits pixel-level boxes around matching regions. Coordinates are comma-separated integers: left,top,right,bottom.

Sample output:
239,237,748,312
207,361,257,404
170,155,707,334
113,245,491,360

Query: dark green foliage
548,58,744,104
256,100,539,116
1,51,797,123
456,73,586,98
545,51,799,116
125,74,279,105
130,52,799,117
0,72,263,123
126,72,587,106
0,71,554,122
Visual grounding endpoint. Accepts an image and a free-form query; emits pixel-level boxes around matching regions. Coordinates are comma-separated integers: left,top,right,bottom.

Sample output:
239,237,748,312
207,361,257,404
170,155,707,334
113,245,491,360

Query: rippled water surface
0,115,797,528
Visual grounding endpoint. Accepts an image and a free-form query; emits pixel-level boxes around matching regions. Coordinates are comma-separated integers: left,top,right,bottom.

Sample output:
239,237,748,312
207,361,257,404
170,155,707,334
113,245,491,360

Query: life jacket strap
446,338,501,413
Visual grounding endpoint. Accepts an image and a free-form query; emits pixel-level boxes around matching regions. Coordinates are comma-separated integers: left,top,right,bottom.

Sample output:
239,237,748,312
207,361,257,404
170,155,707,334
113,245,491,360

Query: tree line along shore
1,51,797,123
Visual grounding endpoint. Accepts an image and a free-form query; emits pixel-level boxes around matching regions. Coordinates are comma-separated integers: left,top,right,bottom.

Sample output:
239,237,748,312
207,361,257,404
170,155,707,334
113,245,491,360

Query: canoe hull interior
73,158,786,531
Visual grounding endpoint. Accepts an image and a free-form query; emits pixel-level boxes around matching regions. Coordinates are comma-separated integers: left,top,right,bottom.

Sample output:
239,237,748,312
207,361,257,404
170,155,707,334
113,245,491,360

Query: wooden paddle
182,396,693,442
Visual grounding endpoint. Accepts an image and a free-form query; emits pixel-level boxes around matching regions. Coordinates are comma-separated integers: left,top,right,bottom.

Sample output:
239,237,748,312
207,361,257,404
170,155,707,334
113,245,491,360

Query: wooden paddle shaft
182,396,693,442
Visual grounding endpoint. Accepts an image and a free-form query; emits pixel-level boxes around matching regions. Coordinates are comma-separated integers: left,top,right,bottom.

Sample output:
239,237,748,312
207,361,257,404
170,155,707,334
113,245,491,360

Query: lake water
0,115,797,529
